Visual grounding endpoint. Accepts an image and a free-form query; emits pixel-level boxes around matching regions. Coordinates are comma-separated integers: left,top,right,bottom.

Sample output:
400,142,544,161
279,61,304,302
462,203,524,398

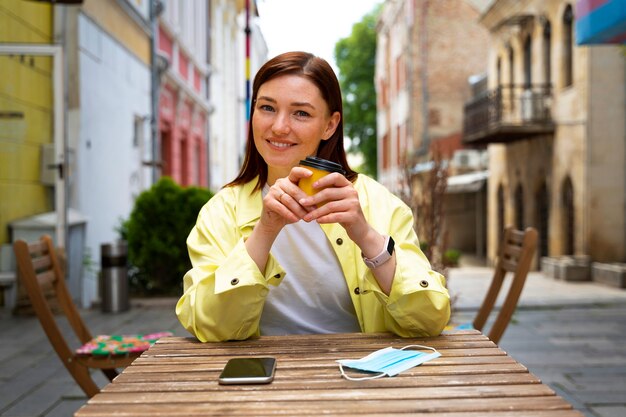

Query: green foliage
443,249,462,267
335,3,381,178
120,177,213,296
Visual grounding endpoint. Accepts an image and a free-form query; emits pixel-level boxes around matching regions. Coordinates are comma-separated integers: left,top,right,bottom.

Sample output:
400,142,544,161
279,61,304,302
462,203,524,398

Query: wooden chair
13,235,168,398
472,226,538,344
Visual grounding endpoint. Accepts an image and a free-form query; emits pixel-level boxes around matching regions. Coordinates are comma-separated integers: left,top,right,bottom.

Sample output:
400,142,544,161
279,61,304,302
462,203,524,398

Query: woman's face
252,74,340,184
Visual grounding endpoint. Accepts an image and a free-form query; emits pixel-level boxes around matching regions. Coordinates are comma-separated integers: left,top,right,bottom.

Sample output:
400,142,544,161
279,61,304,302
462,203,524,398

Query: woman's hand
258,167,313,231
298,172,373,247
298,173,395,294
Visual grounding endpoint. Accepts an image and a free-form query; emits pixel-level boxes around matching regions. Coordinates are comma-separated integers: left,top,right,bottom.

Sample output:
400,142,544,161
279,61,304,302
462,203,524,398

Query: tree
334,4,381,178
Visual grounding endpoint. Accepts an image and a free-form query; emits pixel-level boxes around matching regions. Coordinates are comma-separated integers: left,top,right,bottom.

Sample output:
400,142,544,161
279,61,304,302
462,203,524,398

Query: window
562,176,575,254
536,182,550,257
514,184,524,230
497,184,505,245
543,20,552,86
496,57,502,87
508,45,515,85
523,35,532,88
133,115,144,148
562,5,574,88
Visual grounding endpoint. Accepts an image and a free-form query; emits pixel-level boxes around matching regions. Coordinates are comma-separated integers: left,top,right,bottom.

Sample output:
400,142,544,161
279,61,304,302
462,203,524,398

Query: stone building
462,0,626,269
375,0,491,256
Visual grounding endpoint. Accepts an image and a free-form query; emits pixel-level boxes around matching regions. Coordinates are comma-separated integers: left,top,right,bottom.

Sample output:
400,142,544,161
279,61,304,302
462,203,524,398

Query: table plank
76,397,581,416
106,372,541,391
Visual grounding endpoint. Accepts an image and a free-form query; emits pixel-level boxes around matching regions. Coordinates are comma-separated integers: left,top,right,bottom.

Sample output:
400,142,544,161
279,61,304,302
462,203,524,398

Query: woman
176,51,450,342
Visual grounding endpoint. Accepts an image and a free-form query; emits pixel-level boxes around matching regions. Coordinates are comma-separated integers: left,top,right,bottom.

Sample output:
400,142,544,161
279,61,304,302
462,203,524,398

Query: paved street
1,266,625,417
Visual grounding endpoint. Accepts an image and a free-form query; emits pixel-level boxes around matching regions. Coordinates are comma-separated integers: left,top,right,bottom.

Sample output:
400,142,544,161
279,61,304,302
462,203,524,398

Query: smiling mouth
268,140,295,149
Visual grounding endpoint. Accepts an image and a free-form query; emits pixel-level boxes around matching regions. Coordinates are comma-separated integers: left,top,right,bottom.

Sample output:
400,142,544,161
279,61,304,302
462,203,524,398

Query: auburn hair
226,51,357,191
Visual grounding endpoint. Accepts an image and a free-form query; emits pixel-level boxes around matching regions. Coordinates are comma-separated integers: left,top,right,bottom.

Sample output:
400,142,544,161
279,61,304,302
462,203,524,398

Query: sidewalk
1,268,625,417
447,266,626,417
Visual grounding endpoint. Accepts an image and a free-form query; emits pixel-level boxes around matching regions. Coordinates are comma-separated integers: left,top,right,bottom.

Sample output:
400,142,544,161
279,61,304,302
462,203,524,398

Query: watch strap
362,235,395,269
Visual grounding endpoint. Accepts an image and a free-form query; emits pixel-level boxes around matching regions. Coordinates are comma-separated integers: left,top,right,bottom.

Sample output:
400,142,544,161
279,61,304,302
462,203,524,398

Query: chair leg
69,364,101,398
102,368,119,382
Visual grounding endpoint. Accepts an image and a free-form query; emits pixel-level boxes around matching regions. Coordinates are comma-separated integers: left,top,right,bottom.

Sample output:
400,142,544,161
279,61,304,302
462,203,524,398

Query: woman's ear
322,111,341,140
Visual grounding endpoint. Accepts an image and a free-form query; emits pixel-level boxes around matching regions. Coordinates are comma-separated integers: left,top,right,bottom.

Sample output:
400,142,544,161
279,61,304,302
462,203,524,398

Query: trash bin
100,241,129,313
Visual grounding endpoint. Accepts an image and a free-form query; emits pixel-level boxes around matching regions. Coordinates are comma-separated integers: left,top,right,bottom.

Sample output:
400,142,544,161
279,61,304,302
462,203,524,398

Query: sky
256,0,382,72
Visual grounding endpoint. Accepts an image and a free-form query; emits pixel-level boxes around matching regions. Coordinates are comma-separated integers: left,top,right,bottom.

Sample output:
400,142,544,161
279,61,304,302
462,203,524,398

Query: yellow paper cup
298,156,346,197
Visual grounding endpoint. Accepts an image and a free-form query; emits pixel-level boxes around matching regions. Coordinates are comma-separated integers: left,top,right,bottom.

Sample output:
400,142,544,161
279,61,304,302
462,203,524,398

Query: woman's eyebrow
256,96,316,110
256,96,276,103
291,101,316,110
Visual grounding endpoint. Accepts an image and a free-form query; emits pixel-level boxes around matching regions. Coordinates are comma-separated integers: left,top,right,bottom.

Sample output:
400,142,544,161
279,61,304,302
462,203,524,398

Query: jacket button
336,238,343,245
420,280,429,288
231,278,239,286
354,287,360,295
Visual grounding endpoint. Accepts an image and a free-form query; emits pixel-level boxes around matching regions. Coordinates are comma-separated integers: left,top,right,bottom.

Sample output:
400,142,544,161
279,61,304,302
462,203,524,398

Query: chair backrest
473,226,538,344
12,235,94,362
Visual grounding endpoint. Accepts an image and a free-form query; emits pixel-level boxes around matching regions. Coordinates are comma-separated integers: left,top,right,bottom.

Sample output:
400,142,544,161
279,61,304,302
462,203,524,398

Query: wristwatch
362,235,395,269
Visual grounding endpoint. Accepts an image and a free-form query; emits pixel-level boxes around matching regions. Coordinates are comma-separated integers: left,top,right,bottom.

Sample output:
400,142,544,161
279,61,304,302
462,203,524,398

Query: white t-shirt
259,213,361,335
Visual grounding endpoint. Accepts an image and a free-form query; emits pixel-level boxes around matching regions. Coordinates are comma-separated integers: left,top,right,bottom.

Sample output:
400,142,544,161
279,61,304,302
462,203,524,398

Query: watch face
387,236,395,255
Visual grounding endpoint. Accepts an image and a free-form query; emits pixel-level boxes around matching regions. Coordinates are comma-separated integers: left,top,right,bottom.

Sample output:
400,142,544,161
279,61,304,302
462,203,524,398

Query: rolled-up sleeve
176,190,285,342
358,184,451,337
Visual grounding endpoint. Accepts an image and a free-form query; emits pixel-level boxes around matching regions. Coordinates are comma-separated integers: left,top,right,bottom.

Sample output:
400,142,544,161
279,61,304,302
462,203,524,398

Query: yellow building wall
81,0,150,65
0,0,53,245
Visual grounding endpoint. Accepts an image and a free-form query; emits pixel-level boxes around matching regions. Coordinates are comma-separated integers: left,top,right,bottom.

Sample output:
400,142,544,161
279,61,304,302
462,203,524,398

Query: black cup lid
299,156,346,175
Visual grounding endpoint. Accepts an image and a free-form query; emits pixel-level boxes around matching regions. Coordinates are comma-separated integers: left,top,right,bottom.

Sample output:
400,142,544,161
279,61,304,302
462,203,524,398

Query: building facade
207,0,267,190
463,0,626,266
376,0,491,194
0,1,55,246
158,0,210,188
375,0,491,257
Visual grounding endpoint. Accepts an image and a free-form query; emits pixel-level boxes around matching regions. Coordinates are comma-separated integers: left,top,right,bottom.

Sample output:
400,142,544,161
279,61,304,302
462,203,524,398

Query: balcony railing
462,84,555,146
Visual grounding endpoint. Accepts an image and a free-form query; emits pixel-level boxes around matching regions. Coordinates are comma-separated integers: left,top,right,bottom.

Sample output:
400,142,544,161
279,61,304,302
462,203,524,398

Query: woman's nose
271,112,291,135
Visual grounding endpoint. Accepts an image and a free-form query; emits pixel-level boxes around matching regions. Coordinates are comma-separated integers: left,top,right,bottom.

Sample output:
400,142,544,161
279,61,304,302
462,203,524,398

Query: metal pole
245,0,251,123
149,0,160,184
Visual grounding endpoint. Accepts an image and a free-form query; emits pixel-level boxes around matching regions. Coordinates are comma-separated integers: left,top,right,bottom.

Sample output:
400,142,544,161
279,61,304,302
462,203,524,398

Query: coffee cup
298,156,346,197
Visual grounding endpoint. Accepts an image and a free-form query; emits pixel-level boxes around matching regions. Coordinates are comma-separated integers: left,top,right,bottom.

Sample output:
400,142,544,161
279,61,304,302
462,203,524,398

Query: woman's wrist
353,227,386,259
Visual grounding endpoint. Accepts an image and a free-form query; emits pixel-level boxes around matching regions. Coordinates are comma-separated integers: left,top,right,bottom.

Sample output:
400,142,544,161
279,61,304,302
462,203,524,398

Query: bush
443,249,462,267
120,177,213,296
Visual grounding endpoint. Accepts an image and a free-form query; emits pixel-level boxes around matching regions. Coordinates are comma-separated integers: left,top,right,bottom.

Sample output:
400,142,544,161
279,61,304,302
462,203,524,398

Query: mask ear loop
400,344,439,354
338,344,440,381
338,363,387,381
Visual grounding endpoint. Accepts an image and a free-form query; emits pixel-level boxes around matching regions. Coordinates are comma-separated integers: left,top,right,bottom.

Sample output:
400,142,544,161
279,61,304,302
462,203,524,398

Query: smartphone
218,357,276,385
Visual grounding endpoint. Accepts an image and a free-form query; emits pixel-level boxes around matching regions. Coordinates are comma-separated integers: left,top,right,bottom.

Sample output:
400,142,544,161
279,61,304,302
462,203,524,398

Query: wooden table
75,331,584,416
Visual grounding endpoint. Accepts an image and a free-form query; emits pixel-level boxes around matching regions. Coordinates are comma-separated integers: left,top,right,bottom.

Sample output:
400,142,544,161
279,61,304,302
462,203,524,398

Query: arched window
515,184,524,230
523,35,532,88
508,44,515,85
562,5,574,88
497,57,502,87
536,182,550,257
543,20,552,87
562,176,575,254
497,184,505,244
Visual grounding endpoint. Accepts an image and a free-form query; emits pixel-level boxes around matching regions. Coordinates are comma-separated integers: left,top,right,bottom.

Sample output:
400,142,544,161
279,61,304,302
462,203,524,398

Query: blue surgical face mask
336,344,441,381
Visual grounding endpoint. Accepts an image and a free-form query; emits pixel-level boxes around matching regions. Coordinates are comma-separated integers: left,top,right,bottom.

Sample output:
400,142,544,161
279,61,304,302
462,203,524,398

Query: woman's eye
295,110,310,117
259,104,274,112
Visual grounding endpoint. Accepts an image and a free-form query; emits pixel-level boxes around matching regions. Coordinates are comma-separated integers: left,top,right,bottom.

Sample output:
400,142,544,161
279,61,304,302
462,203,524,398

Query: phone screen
218,357,276,385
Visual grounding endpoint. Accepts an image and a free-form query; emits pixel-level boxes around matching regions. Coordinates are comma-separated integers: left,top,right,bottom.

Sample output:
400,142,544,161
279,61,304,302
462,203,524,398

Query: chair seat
444,322,475,332
76,331,173,356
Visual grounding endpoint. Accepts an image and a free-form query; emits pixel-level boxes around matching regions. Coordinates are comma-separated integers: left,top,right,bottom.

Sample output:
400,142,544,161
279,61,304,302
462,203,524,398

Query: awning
446,171,489,194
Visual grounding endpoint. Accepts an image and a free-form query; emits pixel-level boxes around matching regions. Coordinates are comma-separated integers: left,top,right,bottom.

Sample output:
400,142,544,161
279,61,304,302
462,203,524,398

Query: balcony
462,84,554,146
